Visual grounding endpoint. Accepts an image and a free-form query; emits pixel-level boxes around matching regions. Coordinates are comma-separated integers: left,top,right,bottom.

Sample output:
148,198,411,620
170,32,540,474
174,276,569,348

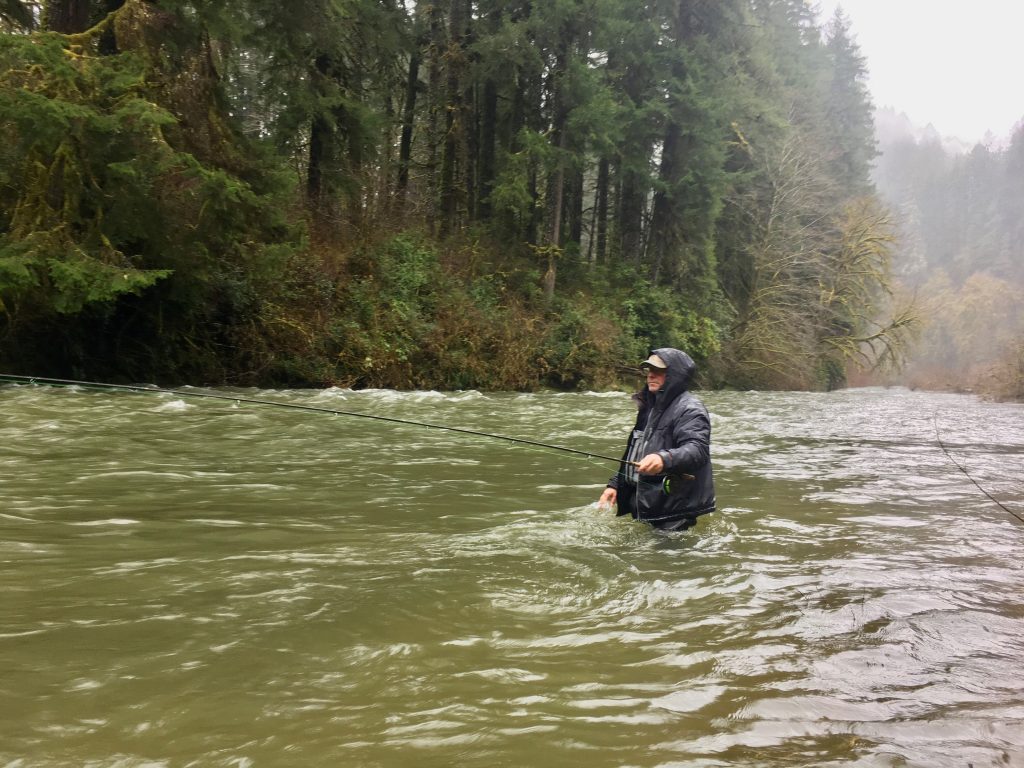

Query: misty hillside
870,108,1024,397
874,106,976,157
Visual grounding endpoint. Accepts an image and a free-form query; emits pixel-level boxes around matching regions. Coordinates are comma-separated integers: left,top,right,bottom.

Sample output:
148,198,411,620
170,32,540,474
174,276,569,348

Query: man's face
646,367,667,393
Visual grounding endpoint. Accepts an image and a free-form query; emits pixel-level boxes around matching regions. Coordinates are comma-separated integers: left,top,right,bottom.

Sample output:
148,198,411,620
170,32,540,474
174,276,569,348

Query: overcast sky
814,1,1024,143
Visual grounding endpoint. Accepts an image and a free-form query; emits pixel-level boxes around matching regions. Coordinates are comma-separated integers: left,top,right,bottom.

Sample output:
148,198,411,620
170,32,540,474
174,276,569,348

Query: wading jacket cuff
658,450,672,469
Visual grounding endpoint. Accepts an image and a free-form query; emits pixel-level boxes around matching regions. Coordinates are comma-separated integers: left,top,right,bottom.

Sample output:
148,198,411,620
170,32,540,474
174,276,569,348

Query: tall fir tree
823,8,875,194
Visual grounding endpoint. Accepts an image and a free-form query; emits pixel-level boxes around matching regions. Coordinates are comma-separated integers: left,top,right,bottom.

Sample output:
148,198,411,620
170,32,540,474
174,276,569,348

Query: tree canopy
0,0,913,390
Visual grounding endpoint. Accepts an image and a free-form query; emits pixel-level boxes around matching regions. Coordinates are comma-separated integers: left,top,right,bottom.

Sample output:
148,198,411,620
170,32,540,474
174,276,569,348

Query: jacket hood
651,347,695,404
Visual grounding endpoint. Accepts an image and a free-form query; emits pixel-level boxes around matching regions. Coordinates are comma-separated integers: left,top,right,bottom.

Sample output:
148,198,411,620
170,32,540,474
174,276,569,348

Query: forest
0,0,959,393
871,109,1024,400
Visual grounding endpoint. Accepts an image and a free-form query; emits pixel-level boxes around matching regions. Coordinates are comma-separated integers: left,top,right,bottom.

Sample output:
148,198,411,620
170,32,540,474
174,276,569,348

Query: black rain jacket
607,347,716,528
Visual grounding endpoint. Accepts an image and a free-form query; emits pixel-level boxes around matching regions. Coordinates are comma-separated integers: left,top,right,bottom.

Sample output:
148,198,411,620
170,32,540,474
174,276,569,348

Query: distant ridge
874,106,998,155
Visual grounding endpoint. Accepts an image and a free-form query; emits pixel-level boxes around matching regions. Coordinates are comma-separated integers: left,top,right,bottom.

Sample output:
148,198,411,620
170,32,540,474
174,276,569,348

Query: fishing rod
933,414,1024,526
0,373,669,474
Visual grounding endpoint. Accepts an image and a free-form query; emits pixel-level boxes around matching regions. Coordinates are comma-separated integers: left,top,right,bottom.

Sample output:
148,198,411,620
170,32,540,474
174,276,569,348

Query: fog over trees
872,107,1024,399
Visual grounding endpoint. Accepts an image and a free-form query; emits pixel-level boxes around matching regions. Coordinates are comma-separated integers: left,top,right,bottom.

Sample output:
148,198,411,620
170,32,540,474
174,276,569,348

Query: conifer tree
1,0,928,389
647,0,748,298
0,0,293,377
823,8,875,194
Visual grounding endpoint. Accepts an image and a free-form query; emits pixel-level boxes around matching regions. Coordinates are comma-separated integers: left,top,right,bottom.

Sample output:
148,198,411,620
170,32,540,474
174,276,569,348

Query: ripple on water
651,685,727,713
2,386,1024,767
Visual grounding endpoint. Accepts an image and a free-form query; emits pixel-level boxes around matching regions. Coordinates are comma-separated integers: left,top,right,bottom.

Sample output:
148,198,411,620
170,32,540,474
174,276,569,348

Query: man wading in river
598,347,716,531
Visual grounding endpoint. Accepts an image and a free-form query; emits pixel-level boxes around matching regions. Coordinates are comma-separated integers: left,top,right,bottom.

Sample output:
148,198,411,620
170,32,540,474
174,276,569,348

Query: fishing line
933,413,1024,526
0,373,649,473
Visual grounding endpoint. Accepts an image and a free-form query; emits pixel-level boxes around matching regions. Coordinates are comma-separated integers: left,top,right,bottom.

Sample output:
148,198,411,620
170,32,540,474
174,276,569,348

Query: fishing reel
661,472,694,496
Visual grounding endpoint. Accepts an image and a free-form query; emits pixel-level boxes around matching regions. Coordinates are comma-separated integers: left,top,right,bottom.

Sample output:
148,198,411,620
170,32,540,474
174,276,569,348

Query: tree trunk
306,54,333,217
424,0,446,233
618,165,645,264
568,164,584,245
344,66,364,233
648,124,685,284
646,0,694,285
541,24,573,301
521,66,543,245
595,157,609,263
307,113,330,215
396,52,420,206
462,0,477,221
97,0,125,53
44,0,90,33
477,76,497,220
439,0,468,238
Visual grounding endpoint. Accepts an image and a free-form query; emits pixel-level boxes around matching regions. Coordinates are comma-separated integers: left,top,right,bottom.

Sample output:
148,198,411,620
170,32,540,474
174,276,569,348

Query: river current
1,384,1023,767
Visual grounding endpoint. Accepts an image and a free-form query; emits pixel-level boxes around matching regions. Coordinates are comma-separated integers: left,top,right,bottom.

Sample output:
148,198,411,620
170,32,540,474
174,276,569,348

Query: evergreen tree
823,8,875,194
0,1,292,378
0,0,931,391
647,0,748,299
236,0,409,238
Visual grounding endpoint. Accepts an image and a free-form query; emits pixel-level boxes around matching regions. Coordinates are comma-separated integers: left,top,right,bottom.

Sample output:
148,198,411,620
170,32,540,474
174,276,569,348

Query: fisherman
598,347,715,530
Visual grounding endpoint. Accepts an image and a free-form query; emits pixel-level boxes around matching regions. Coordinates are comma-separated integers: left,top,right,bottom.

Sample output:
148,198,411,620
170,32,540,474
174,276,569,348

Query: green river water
1,383,1023,767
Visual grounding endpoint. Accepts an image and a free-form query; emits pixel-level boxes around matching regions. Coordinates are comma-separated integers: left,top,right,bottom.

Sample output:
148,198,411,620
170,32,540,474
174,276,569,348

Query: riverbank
848,354,1024,403
5,225,1017,398
1,232,721,392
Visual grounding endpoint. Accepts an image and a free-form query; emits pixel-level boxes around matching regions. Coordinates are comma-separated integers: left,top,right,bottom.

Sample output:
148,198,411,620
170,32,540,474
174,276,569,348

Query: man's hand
636,453,665,474
598,486,617,510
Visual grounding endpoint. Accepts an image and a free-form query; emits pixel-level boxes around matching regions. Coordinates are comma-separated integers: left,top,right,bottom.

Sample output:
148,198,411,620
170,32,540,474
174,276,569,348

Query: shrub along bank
178,233,721,391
